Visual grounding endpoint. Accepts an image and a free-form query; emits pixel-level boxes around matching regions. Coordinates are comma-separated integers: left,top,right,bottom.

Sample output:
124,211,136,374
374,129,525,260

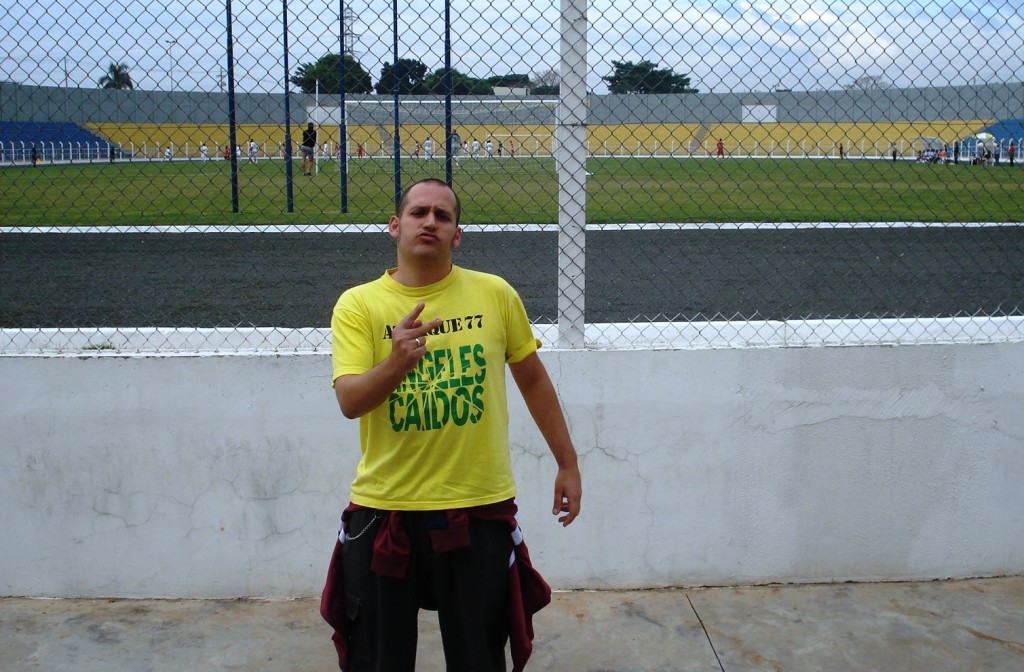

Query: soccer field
3,155,1023,227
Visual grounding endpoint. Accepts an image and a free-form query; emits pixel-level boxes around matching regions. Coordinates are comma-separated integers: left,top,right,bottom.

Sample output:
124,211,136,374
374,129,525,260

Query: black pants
341,509,511,672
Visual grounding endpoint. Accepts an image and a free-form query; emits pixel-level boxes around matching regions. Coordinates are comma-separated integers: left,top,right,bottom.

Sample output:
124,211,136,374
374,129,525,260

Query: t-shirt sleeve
504,284,541,364
331,291,376,382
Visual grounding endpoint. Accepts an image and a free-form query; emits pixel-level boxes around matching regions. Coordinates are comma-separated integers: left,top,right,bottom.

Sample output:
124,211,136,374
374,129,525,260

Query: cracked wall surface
2,344,1022,598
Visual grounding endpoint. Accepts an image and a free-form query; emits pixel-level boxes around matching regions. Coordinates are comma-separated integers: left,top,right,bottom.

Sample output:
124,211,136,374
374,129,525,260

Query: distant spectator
449,134,460,164
31,144,39,166
1009,141,1016,166
716,139,725,158
301,123,316,175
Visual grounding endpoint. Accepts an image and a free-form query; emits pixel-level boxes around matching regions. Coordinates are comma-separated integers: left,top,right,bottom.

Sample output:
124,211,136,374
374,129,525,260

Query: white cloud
1,0,1023,94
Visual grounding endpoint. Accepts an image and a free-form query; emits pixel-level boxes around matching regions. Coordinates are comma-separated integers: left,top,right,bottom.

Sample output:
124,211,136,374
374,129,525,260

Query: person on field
450,133,461,165
322,178,582,672
301,122,317,175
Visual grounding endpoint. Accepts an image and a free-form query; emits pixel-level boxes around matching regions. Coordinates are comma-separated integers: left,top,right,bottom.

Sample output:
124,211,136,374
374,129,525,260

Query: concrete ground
2,576,1022,672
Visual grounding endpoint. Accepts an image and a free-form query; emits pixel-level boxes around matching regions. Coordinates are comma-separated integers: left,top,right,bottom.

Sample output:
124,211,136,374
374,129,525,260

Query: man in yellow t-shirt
325,178,582,671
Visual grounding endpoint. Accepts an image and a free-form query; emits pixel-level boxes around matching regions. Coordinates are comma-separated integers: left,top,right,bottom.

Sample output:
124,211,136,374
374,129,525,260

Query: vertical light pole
282,0,294,212
443,0,452,186
62,56,69,124
164,38,178,90
339,0,348,212
225,2,239,212
391,0,401,210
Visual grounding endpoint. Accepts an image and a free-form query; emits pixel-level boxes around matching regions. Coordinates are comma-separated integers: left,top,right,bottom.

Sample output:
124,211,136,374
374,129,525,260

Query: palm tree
98,63,134,90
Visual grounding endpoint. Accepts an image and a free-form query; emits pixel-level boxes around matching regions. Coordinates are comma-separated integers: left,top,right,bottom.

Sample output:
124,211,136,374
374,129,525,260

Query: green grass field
3,155,1023,227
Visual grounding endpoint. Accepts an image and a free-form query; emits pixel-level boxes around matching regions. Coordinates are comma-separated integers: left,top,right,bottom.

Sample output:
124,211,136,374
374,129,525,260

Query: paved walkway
2,576,1022,671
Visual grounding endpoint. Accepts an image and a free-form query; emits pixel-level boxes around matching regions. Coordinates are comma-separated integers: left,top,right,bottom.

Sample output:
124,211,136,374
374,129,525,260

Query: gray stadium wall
3,81,1023,126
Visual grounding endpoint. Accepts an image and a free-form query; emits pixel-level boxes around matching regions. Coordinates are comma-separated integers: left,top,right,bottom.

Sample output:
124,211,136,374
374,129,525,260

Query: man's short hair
396,178,461,225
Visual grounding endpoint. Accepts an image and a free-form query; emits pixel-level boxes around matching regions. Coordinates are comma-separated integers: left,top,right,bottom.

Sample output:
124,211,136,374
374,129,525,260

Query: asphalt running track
1,226,1022,329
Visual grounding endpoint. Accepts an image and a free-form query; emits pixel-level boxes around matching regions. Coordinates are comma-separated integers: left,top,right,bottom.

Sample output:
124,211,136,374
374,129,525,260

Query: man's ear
452,226,462,249
387,215,400,240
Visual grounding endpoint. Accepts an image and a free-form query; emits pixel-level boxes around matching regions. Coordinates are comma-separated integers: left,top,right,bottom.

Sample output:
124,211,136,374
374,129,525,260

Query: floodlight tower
343,6,359,56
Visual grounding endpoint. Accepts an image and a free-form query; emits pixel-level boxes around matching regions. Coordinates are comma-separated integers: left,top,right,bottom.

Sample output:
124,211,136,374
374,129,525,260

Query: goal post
307,98,558,158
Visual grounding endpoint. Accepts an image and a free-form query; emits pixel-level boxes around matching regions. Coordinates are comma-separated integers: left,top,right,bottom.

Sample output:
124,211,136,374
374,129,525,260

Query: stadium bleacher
975,118,1024,142
0,121,113,162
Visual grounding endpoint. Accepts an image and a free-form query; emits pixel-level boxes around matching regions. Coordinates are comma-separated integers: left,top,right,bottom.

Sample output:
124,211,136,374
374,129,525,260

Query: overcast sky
2,0,1023,94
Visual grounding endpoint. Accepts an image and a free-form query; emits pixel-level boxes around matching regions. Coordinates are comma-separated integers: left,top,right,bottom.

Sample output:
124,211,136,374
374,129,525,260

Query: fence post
556,0,587,349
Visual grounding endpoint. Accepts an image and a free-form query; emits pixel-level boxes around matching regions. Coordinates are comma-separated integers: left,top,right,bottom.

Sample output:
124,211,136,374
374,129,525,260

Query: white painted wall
2,343,1022,598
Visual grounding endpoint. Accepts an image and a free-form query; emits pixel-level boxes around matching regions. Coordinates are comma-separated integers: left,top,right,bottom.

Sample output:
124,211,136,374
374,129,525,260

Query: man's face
389,182,462,262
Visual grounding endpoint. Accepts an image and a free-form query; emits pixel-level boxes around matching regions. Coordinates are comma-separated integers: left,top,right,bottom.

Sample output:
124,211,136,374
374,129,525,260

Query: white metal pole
556,0,587,349
315,79,320,175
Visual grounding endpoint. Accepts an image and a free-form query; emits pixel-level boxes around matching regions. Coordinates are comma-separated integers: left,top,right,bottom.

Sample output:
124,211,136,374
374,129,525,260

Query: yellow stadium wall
85,123,556,157
87,121,992,159
704,121,990,156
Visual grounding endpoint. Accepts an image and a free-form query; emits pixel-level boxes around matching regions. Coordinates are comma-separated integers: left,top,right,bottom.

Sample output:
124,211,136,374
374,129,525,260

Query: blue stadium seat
0,121,112,162
977,118,1024,142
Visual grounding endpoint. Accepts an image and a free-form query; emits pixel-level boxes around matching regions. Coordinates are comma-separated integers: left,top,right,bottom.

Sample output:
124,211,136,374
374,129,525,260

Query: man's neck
391,261,454,288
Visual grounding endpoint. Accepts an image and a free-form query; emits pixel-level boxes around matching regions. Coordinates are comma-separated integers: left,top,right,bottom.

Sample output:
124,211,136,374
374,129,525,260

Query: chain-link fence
2,0,1022,353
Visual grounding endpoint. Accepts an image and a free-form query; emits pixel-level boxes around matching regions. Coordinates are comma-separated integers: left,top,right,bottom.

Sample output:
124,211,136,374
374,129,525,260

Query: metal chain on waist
344,510,383,542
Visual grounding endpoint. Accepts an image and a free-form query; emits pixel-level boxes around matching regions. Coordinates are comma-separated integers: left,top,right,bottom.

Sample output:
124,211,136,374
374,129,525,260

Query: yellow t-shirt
331,265,540,510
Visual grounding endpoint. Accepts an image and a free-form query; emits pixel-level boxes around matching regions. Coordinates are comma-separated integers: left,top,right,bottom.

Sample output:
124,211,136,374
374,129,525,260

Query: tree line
93,58,701,95
289,55,699,95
